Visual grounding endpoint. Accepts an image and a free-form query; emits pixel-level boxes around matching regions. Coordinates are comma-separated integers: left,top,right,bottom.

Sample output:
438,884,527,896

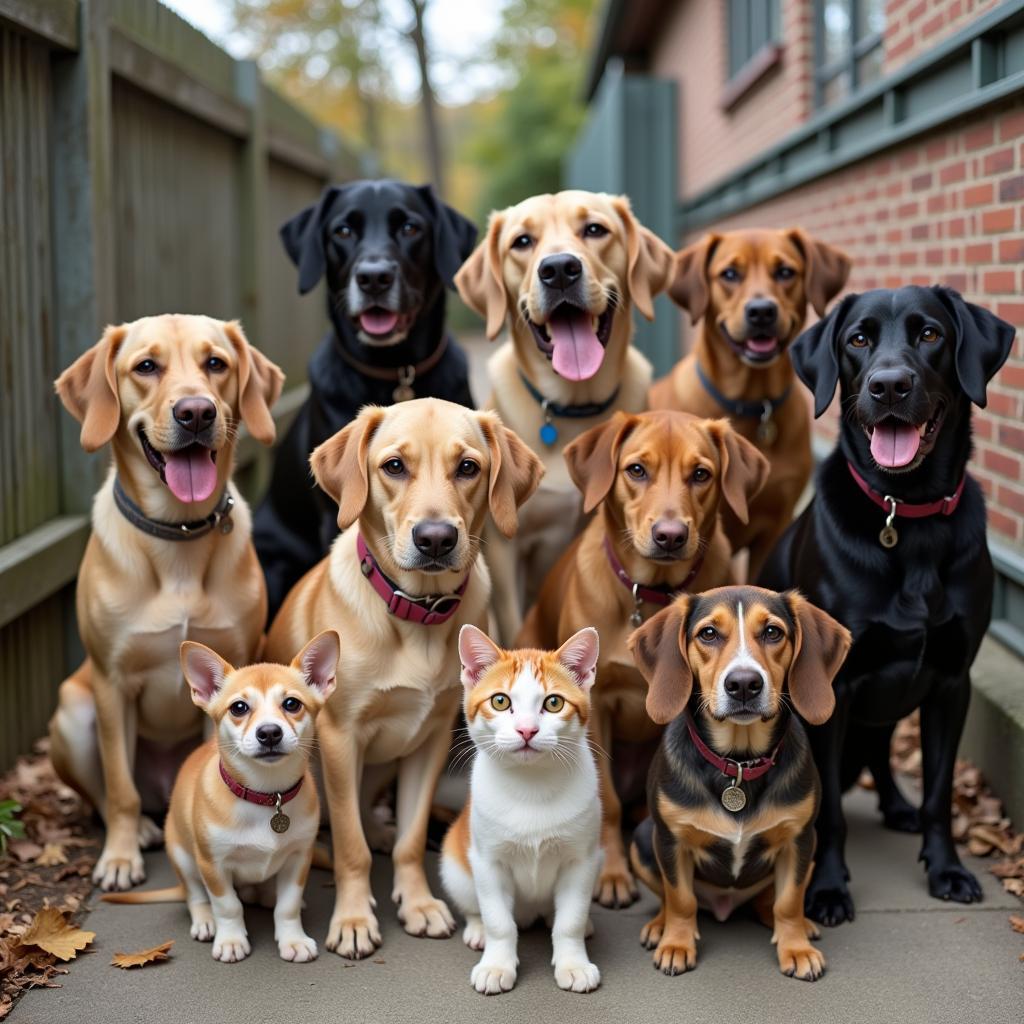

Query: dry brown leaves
110,940,174,969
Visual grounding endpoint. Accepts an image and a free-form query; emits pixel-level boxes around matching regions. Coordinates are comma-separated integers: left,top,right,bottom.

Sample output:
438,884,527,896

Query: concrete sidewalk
13,787,1022,1024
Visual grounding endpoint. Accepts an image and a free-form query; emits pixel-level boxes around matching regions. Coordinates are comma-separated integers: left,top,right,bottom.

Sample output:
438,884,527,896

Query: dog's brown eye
625,463,647,480
920,326,940,343
400,221,420,238
334,224,353,239
490,693,510,711
229,700,249,717
544,694,565,712
282,697,302,713
720,267,740,283
849,332,868,348
457,459,480,479
511,234,533,250
205,356,226,373
763,624,783,643
692,467,711,484
697,626,719,643
382,458,405,477
583,222,608,239
134,359,158,375
775,265,795,281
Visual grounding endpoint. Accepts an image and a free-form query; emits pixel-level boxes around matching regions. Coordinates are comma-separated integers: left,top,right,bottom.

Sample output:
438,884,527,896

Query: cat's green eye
544,694,565,713
490,693,510,711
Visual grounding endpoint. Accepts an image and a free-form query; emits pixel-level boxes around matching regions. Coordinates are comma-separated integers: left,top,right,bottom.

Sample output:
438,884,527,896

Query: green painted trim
680,0,1024,230
0,0,78,50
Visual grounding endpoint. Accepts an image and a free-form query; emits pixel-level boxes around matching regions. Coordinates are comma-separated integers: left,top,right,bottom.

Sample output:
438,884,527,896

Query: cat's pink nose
516,724,538,744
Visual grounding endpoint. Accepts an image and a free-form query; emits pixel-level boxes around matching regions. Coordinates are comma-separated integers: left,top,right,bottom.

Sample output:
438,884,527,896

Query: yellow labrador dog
265,399,543,959
456,191,674,642
49,315,283,891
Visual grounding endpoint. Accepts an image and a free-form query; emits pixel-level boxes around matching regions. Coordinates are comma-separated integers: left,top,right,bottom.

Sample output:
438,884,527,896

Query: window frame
724,0,783,110
814,0,885,108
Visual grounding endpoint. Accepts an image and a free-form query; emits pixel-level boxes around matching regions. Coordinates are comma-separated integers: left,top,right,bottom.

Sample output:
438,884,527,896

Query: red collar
602,535,704,610
685,714,784,781
357,533,467,626
846,461,966,519
219,761,303,807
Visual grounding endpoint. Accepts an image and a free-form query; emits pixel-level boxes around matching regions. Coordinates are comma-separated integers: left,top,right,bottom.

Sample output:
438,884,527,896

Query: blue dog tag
539,422,558,447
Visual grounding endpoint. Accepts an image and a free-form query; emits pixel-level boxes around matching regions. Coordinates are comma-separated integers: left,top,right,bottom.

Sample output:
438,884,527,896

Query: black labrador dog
760,285,1015,926
253,180,478,620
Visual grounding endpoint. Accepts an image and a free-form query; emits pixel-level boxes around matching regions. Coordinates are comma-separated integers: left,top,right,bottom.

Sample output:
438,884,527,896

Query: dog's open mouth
722,326,782,363
354,306,412,341
527,301,614,382
139,427,219,504
863,402,946,470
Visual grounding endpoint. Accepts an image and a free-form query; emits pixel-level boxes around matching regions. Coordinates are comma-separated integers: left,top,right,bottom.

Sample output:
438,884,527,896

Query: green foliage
0,799,25,856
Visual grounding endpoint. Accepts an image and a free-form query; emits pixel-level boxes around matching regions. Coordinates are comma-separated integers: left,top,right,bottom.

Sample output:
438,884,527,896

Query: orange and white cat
441,625,603,995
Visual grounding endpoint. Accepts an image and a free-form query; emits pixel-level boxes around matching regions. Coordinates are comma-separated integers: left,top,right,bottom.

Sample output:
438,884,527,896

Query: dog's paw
471,959,517,995
212,932,251,963
640,912,665,949
593,867,639,909
279,935,318,963
927,863,983,904
554,960,600,993
804,882,855,927
137,815,164,849
462,917,485,950
396,894,456,939
879,793,921,834
653,938,697,975
325,911,382,960
189,905,215,942
778,943,826,981
93,848,145,891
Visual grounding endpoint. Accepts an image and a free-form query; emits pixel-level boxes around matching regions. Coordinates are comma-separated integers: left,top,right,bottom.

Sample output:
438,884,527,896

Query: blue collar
517,371,621,447
695,362,791,420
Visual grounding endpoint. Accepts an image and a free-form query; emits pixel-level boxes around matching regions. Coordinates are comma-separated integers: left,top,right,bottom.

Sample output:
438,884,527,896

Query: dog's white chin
356,328,410,348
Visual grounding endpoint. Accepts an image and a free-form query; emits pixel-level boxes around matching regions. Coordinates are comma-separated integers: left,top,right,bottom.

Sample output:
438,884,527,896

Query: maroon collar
357,533,467,626
219,760,303,807
603,535,704,615
846,460,966,519
685,714,784,781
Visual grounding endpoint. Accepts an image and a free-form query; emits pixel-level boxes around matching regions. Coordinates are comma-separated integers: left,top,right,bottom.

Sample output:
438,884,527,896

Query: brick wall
884,0,1001,71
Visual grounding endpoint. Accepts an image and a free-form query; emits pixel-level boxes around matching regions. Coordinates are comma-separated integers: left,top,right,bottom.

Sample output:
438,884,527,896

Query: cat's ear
554,627,600,691
458,624,502,690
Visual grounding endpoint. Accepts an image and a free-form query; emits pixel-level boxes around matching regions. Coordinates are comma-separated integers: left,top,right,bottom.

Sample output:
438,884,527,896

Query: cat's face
458,626,599,766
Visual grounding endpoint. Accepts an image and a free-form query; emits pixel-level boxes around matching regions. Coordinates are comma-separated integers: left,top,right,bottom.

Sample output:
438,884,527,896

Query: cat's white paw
471,959,517,995
279,935,318,963
212,931,251,963
555,960,601,993
462,916,486,950
189,905,215,942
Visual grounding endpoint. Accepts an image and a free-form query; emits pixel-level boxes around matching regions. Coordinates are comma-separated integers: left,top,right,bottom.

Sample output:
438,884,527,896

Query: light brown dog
518,410,769,906
649,229,850,578
49,315,283,891
264,398,543,959
456,191,674,642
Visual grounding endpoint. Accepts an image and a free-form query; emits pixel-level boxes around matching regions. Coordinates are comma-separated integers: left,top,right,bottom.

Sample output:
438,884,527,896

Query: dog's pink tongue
870,422,921,468
747,336,778,355
549,309,604,381
360,309,399,336
163,447,218,503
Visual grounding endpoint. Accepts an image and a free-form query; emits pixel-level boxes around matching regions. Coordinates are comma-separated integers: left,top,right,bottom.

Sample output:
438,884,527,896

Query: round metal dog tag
219,517,234,535
879,525,898,548
756,418,778,446
721,785,746,813
539,422,558,446
392,383,415,403
270,811,291,834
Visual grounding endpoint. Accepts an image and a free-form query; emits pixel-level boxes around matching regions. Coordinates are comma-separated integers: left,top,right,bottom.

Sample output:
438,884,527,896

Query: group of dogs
46,180,1015,991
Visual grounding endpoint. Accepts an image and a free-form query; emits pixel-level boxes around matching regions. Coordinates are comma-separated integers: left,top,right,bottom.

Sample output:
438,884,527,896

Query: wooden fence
0,0,362,770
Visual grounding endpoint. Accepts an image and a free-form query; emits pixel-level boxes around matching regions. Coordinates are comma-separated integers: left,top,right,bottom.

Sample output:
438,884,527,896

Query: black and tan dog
254,180,478,620
627,587,850,980
760,286,1015,926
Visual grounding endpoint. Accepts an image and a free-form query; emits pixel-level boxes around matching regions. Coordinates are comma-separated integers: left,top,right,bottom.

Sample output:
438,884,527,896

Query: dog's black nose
652,520,688,554
724,669,764,703
256,723,283,748
867,368,915,404
172,397,217,434
412,521,458,559
744,298,778,329
355,259,397,297
538,253,582,291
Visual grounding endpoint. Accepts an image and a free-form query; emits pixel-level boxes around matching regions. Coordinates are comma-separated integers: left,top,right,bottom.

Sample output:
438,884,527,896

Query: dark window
728,0,781,79
815,0,885,107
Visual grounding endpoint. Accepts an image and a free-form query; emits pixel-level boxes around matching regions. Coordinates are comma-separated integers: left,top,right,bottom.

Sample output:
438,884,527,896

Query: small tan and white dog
104,632,339,964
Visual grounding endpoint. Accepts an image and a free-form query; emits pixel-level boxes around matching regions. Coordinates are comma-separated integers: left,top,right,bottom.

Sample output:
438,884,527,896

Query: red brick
999,110,1024,142
939,161,966,185
974,417,993,441
999,175,1024,202
997,484,1024,516
927,194,948,214
965,242,993,263
965,124,995,151
947,217,966,238
910,223,929,240
982,448,1021,479
998,237,1024,262
982,208,1015,234
983,270,1016,293
999,424,1024,450
943,272,968,291
995,302,1024,324
922,11,945,37
925,138,948,160
999,364,1024,389
983,147,1015,175
897,200,920,218
911,171,933,191
987,508,1018,539
963,183,994,207
899,251,919,266
987,390,1019,417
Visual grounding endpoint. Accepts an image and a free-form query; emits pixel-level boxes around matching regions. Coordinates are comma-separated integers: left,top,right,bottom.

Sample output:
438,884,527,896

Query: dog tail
311,844,333,871
101,885,186,905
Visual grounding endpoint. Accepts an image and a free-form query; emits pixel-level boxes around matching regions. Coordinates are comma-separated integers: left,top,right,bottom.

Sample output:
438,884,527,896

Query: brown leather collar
335,334,449,383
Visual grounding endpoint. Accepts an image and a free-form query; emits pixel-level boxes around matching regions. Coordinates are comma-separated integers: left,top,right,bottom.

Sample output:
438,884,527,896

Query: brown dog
264,399,543,959
518,410,768,906
649,229,850,578
49,315,283,891
457,191,674,642
628,587,851,980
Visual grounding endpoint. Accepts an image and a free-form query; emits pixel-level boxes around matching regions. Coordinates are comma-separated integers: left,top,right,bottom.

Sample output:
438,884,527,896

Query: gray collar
112,477,235,541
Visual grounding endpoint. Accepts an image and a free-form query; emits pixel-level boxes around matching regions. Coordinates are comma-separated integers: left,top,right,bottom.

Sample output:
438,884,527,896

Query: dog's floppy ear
310,405,386,530
791,292,857,417
478,412,545,538
629,598,692,725
563,412,638,514
54,324,127,452
458,624,503,690
455,211,508,340
611,196,674,321
280,185,342,295
415,184,479,289
706,419,770,525
180,641,234,709
293,630,340,701
785,592,851,726
934,286,1016,408
223,321,284,446
668,233,721,324
787,228,851,317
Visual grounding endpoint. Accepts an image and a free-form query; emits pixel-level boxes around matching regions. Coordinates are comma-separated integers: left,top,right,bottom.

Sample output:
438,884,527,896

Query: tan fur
457,192,675,642
48,315,283,892
265,399,543,960
650,229,850,578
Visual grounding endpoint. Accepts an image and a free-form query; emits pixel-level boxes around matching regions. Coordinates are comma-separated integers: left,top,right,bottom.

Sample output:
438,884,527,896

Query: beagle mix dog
519,411,768,907
649,229,850,578
456,191,674,642
628,587,851,980
264,399,543,960
49,315,283,891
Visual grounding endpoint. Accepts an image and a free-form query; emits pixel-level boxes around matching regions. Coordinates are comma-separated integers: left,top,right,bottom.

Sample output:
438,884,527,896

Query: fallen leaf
968,825,1015,856
1010,915,1024,935
111,940,174,969
1003,878,1024,898
5,841,42,864
34,844,67,868
18,908,94,961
